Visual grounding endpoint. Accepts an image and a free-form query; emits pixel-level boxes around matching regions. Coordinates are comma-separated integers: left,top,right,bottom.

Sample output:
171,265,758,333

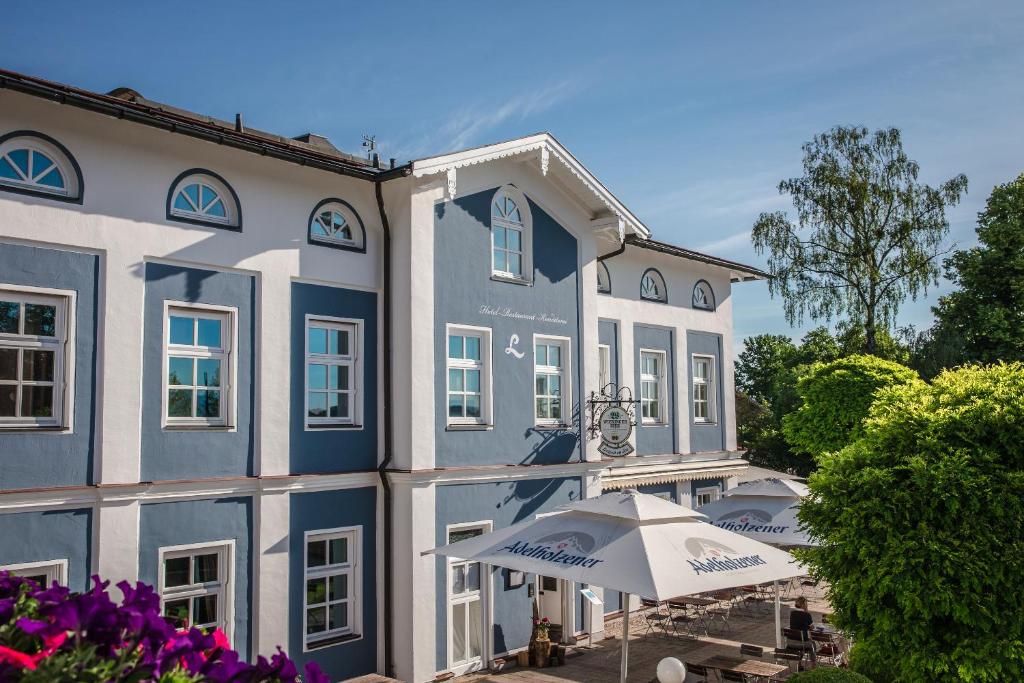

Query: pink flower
0,644,38,670
210,628,230,651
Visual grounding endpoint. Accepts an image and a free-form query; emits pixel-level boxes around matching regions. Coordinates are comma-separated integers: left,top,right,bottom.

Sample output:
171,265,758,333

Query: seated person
788,597,817,663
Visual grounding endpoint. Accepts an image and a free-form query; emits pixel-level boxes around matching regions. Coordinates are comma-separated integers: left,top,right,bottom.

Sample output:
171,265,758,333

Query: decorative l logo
505,334,525,359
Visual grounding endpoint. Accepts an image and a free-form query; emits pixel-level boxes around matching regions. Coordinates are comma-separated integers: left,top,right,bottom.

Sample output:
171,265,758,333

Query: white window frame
158,541,234,641
489,186,533,284
303,525,362,651
0,135,80,199
304,316,363,430
692,354,717,424
168,172,238,227
640,269,668,303
694,485,721,508
598,344,611,392
640,349,667,425
162,302,236,429
0,285,75,430
446,324,493,427
534,335,572,428
0,559,68,587
309,201,362,249
446,520,492,675
597,261,611,294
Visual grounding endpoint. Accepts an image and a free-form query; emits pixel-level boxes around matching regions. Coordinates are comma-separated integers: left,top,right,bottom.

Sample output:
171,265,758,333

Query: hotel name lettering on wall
478,304,568,326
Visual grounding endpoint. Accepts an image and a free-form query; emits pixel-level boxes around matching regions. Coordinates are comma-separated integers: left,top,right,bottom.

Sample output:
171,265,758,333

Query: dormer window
308,198,366,252
0,131,82,203
490,186,532,283
640,268,667,303
597,262,612,294
692,280,715,311
167,169,241,230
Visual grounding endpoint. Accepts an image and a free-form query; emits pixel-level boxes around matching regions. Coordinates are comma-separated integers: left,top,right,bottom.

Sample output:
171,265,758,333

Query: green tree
798,363,1024,682
735,334,797,405
752,126,968,354
783,355,919,457
930,172,1024,364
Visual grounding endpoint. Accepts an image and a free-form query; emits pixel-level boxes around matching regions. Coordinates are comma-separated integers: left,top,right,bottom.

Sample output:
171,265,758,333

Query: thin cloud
389,78,589,161
696,230,752,254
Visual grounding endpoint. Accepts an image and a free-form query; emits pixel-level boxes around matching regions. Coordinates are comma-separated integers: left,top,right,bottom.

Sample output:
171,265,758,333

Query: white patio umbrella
426,488,804,683
697,477,816,648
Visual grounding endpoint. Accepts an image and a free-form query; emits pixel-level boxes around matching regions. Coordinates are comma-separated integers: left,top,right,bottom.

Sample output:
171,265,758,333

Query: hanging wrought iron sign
587,385,637,457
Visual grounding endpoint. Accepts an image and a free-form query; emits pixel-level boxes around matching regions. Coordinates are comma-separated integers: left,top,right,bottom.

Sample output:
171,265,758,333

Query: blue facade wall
141,263,256,481
686,331,726,452
636,481,678,503
434,476,583,670
289,283,378,474
289,487,377,679
433,188,581,468
0,508,92,591
138,497,253,660
634,325,676,456
598,319,619,388
0,243,99,491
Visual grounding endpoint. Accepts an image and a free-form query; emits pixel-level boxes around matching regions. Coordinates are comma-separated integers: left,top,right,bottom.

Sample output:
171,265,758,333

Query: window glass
692,356,715,423
306,320,358,426
309,202,362,248
535,340,566,424
641,270,667,302
448,330,486,423
0,141,74,197
164,308,230,426
641,351,664,423
491,192,525,278
305,530,358,646
159,545,228,635
0,291,67,428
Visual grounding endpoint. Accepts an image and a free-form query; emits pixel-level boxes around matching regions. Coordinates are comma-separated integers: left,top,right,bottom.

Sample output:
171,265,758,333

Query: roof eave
624,234,769,282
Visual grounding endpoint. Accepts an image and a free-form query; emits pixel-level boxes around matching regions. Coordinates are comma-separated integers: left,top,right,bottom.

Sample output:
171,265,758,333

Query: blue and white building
0,69,765,682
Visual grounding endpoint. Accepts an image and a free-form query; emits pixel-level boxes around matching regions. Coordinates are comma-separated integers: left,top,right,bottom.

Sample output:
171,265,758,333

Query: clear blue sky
4,1,1022,348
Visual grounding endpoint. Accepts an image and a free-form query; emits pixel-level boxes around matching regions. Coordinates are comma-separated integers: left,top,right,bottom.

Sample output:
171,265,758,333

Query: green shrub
782,354,920,456
788,668,873,683
798,363,1024,682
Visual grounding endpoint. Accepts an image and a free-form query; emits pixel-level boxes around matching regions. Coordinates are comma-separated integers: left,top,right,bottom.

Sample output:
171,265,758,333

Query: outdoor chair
772,647,802,670
684,663,711,682
720,669,749,683
809,631,843,667
740,643,764,658
781,627,815,667
640,598,672,637
705,601,732,634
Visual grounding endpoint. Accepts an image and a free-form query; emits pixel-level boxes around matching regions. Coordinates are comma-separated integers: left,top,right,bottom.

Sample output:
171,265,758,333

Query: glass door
448,524,489,673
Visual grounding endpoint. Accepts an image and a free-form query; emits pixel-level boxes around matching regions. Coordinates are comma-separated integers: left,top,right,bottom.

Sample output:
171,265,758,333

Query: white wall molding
386,460,609,486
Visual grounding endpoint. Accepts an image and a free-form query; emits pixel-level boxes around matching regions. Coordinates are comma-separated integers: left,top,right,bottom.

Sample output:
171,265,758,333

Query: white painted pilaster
95,498,140,587
255,490,290,653
390,479,437,683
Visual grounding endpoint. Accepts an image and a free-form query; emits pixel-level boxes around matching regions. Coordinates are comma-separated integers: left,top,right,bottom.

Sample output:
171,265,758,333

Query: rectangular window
448,523,489,668
535,336,570,426
447,326,491,426
159,543,231,636
598,344,611,392
0,559,67,587
306,318,360,428
304,527,360,649
0,288,71,428
692,355,716,423
164,305,233,427
694,486,720,507
640,350,666,424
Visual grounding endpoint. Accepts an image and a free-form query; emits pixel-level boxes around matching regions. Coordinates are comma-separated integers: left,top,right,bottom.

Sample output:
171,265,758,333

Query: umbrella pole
620,592,630,683
774,580,782,649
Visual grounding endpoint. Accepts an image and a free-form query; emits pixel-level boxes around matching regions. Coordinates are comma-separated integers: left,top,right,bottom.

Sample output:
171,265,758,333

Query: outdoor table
670,596,717,606
701,655,789,680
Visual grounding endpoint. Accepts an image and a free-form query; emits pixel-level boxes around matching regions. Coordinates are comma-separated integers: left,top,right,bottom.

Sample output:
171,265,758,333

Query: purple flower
304,661,331,683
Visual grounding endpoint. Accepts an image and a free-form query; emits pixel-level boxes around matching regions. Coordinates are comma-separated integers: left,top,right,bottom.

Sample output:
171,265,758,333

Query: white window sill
641,421,669,428
305,423,363,431
534,422,571,430
490,273,532,287
162,424,235,432
0,424,67,432
304,632,363,652
446,423,493,432
693,420,718,426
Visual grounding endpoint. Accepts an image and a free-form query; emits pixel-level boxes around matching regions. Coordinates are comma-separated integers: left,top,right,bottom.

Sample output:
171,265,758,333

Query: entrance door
447,524,490,674
538,575,562,639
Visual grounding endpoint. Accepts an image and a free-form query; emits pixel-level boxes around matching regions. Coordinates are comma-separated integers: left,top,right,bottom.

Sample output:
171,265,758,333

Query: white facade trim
386,460,609,486
411,133,649,239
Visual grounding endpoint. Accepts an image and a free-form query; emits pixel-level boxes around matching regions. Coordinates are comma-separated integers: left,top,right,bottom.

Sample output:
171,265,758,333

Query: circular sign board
599,405,634,457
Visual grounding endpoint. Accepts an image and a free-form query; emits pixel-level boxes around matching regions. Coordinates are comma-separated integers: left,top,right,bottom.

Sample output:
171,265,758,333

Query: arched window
692,279,715,311
597,261,612,294
308,198,366,252
166,169,241,230
640,268,667,303
0,131,83,203
490,185,532,282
